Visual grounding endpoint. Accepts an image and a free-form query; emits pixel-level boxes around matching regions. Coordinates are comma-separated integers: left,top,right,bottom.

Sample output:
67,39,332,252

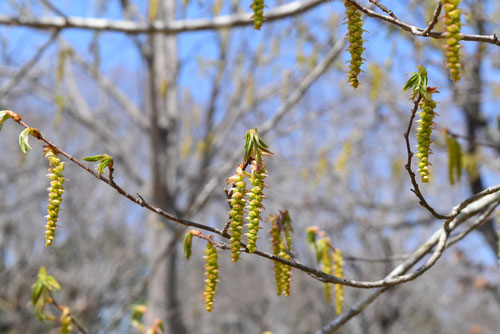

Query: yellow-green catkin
442,0,462,82
333,248,344,315
415,89,438,183
227,165,247,262
246,160,267,253
269,216,284,296
446,132,462,185
344,0,365,88
278,247,292,297
204,242,218,312
251,0,265,30
45,151,66,246
321,248,333,304
280,218,293,296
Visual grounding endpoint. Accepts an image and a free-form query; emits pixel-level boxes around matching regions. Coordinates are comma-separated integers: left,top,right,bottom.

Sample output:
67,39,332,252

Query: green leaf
37,266,48,279
402,66,429,99
83,154,113,177
243,128,273,162
401,74,418,92
44,276,61,291
0,110,11,132
183,232,194,261
19,128,33,154
31,281,44,305
34,299,46,322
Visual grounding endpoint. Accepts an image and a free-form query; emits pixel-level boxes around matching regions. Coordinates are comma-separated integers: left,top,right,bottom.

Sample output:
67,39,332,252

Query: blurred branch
66,45,148,131
0,30,58,100
185,37,345,217
63,61,144,185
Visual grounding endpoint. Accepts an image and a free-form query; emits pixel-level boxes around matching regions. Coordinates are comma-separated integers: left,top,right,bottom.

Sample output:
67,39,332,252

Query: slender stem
403,94,449,220
47,296,88,334
421,2,442,36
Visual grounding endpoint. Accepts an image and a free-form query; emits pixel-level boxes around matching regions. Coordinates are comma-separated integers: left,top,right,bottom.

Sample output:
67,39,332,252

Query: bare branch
0,0,328,34
345,0,500,47
421,1,442,36
368,0,398,20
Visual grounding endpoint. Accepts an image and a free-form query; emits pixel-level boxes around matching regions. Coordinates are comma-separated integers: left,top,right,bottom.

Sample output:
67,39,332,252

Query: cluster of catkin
442,0,462,82
45,150,66,246
204,242,219,312
415,88,439,183
227,165,247,262
251,0,265,30
306,226,344,313
227,130,272,261
445,131,462,185
344,1,365,88
269,213,293,296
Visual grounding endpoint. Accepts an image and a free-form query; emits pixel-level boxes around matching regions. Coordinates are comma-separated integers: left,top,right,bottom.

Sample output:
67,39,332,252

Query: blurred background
0,0,499,333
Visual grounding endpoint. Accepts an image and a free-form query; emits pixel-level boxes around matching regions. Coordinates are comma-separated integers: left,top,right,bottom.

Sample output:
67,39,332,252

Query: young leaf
19,128,33,154
83,154,114,177
44,276,61,291
402,65,428,99
0,110,11,132
243,128,273,162
31,281,44,305
183,232,194,261
305,226,318,248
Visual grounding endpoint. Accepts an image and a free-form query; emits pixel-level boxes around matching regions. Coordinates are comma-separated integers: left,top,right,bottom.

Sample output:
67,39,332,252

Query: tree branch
345,0,500,47
0,0,328,34
4,111,499,291
316,202,498,334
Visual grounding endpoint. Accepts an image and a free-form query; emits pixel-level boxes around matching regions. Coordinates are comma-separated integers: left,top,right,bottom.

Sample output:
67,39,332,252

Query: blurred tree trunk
459,2,498,255
146,0,186,332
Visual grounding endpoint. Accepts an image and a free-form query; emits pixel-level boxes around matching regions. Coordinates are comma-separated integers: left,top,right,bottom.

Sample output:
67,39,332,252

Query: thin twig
441,126,498,149
421,2,442,36
40,0,68,19
403,94,449,220
368,0,398,20
47,296,88,334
